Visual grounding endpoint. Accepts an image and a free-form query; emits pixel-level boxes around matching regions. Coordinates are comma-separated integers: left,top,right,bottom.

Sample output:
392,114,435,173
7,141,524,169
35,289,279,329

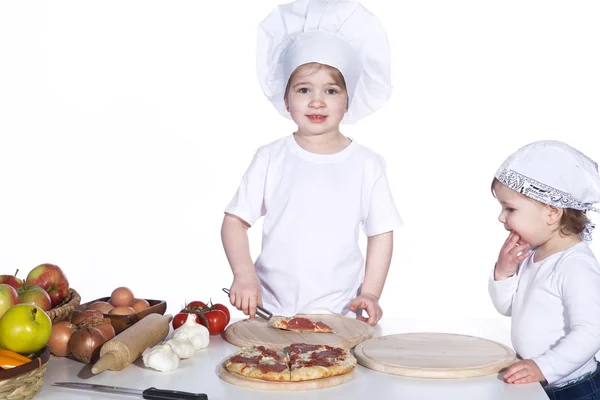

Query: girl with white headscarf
489,140,600,399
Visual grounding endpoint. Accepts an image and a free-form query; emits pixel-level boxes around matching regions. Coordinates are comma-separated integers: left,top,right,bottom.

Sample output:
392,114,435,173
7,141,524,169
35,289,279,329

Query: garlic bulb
166,338,195,359
142,342,180,372
172,313,210,350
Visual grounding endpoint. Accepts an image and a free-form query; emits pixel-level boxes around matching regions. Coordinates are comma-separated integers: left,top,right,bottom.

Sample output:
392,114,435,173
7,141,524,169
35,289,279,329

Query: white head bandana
256,0,392,124
495,140,600,240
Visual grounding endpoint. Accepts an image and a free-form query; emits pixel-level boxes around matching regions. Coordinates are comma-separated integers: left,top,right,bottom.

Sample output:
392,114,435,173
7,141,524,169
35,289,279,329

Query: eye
297,88,309,94
326,88,338,95
504,207,515,213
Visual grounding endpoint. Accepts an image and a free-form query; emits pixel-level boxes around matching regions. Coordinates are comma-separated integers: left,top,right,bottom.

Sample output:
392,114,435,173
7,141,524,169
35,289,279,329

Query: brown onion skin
49,321,76,357
71,310,104,325
69,326,106,364
92,318,116,341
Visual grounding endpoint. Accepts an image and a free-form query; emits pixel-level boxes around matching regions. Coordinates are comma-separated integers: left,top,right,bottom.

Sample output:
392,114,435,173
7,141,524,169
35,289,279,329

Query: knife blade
52,382,208,399
222,288,273,321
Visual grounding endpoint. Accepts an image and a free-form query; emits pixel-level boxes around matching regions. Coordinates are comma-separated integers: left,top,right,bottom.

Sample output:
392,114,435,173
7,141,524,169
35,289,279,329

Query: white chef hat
257,0,392,124
495,140,600,240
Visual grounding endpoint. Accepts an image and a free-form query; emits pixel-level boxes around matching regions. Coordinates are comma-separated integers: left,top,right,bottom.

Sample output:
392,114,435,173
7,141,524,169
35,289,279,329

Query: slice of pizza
224,345,290,381
271,316,334,333
287,343,357,382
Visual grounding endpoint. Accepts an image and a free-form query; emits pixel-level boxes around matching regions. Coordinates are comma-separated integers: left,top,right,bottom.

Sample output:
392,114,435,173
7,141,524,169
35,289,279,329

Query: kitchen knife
222,288,273,321
52,382,208,399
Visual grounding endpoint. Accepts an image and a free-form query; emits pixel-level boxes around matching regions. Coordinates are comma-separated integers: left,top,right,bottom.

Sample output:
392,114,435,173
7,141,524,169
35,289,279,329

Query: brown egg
87,301,115,314
129,298,150,312
109,287,134,307
109,306,136,315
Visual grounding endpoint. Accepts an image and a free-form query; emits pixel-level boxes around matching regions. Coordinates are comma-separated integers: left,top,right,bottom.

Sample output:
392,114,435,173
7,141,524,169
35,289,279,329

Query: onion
92,318,116,341
48,321,76,357
71,310,103,326
69,326,106,364
87,301,114,314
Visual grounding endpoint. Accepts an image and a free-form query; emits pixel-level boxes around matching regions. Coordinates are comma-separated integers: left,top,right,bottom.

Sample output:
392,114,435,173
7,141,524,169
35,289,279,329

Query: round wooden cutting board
223,314,373,350
218,364,355,391
353,332,517,379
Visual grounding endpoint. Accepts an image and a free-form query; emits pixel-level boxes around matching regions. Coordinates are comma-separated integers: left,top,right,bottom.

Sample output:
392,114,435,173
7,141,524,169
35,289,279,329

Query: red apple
17,284,52,312
0,283,19,318
25,263,70,307
0,269,23,290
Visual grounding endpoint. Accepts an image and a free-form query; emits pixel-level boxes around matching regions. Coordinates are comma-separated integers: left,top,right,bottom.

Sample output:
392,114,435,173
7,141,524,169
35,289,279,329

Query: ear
547,206,563,225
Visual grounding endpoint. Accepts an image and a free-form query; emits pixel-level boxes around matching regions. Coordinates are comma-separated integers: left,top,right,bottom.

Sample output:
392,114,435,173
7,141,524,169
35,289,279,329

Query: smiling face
493,181,557,247
284,63,348,136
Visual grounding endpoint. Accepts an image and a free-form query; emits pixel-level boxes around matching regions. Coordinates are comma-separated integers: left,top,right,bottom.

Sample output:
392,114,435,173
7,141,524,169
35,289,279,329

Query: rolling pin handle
90,351,119,374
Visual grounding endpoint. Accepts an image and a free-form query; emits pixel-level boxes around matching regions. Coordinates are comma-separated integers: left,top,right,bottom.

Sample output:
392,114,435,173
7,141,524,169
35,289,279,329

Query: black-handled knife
222,287,273,321
52,382,208,399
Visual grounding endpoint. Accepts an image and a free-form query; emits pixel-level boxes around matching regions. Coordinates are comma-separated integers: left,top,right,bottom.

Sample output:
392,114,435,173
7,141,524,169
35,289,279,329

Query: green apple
0,304,52,354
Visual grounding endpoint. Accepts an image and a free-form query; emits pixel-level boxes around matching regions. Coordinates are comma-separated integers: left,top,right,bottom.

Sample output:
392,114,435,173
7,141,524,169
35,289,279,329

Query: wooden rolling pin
91,313,172,374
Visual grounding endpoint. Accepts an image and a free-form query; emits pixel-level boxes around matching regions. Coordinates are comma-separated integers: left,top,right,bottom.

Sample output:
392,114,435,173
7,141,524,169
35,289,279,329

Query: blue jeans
545,363,600,400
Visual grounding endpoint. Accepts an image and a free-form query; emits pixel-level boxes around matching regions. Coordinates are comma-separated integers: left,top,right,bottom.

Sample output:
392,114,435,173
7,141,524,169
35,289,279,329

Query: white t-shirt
225,134,403,317
489,241,600,387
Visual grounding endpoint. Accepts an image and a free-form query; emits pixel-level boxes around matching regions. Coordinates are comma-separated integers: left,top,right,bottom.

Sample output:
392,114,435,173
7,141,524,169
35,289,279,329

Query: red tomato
181,301,206,312
172,312,199,330
212,303,230,325
199,309,227,335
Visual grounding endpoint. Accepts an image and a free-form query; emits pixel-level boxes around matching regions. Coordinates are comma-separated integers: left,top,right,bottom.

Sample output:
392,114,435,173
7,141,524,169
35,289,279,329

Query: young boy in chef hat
489,140,600,398
221,0,402,326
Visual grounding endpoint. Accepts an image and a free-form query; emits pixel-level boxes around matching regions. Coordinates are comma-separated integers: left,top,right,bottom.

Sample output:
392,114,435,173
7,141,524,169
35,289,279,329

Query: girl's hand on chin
495,231,531,280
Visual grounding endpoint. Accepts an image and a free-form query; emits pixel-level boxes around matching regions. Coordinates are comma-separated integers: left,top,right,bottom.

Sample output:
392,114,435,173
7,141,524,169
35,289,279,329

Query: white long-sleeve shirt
489,241,600,387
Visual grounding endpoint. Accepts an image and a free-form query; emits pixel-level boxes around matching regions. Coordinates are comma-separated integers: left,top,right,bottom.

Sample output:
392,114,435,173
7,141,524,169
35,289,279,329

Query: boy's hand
349,293,382,326
503,359,546,384
495,231,531,280
229,272,262,319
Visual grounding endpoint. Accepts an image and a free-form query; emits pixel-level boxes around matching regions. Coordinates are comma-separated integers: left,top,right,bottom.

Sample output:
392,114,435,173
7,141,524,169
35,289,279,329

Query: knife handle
142,387,208,400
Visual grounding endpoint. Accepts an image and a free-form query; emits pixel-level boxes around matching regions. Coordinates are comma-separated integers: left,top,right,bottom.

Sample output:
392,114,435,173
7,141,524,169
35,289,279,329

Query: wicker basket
45,288,81,323
0,347,50,400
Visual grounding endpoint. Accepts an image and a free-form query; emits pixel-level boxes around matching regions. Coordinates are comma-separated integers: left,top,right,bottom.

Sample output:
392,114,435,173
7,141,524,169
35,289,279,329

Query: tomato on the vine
181,300,206,312
211,303,230,325
172,312,199,330
199,309,227,335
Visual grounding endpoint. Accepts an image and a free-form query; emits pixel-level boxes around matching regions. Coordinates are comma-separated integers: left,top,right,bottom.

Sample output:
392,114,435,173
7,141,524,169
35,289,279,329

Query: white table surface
36,317,549,400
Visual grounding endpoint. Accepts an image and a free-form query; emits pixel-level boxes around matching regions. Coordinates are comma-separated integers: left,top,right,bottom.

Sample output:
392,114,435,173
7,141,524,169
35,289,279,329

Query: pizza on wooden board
271,316,334,333
224,343,356,382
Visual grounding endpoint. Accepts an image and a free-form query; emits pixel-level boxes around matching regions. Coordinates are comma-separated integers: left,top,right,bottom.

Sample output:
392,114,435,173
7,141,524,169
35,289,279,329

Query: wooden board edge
218,364,355,391
353,333,518,379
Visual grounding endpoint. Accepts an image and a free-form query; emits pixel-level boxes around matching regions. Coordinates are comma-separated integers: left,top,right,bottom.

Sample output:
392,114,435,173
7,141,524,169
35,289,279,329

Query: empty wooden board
354,332,517,379
218,364,355,391
223,314,373,350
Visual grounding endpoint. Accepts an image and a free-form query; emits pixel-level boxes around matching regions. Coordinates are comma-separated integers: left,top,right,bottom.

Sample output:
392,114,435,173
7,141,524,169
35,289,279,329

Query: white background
0,1,599,333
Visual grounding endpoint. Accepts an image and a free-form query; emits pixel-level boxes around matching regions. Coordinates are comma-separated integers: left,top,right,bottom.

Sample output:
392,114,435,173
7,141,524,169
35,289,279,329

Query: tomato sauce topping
287,317,315,330
289,343,321,353
311,349,344,359
230,355,261,364
297,358,336,367
315,321,332,331
258,362,288,373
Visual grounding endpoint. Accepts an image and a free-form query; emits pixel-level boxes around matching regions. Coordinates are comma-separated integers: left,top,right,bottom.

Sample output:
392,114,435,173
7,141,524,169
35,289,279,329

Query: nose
309,93,326,109
498,211,506,224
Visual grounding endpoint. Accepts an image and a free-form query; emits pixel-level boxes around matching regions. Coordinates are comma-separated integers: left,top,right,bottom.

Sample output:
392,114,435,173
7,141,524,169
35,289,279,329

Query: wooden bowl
75,297,167,334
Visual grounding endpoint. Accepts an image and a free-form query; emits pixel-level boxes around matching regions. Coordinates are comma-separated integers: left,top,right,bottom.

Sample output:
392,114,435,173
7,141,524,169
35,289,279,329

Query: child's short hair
491,177,590,237
283,62,347,103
